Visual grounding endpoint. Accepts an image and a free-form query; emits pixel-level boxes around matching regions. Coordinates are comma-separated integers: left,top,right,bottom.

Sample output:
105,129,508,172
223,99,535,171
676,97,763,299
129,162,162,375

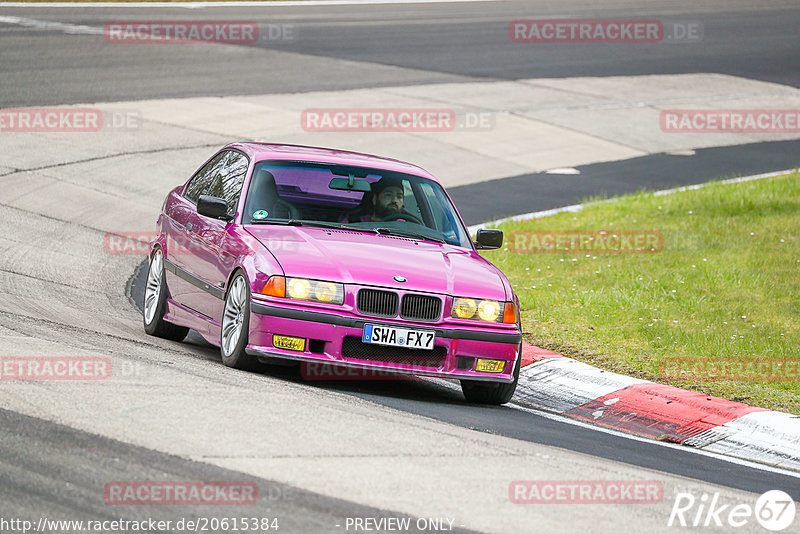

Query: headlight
314,281,339,303
262,276,344,305
477,299,501,322
452,298,477,319
287,278,311,299
452,297,517,323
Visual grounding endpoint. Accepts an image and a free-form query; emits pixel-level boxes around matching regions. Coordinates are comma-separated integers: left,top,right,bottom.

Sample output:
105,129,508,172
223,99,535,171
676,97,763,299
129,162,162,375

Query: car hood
245,226,508,299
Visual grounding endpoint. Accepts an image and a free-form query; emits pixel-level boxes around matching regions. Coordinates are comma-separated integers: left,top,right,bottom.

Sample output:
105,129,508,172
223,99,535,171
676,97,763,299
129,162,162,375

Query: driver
371,177,404,220
342,177,413,223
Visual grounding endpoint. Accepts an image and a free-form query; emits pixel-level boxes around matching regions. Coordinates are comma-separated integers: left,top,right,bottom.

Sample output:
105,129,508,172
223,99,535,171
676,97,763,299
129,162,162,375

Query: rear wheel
220,272,260,370
143,248,189,342
460,344,521,405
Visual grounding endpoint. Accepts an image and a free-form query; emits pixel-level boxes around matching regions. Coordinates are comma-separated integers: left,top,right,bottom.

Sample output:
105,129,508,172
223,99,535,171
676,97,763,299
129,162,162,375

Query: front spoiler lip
244,347,515,383
251,301,522,345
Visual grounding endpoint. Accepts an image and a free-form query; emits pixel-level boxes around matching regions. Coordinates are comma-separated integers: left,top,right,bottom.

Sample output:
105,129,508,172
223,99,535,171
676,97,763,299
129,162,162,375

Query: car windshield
242,160,472,248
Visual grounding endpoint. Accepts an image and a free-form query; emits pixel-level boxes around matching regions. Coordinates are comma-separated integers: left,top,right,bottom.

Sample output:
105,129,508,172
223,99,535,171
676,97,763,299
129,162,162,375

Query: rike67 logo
668,490,796,531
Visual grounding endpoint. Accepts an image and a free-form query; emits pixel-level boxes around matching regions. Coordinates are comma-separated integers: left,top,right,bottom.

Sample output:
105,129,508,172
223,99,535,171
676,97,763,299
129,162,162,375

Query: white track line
468,167,799,232
427,375,800,478
0,15,102,34
508,401,800,480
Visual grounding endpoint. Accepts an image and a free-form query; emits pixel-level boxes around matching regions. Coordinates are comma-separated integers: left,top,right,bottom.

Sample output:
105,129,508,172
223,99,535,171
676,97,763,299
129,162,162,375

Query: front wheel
460,344,521,405
220,272,260,370
143,248,189,342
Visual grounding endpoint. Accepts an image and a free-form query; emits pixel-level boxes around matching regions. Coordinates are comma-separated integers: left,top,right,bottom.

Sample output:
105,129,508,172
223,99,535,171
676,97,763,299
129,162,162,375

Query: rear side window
184,150,249,215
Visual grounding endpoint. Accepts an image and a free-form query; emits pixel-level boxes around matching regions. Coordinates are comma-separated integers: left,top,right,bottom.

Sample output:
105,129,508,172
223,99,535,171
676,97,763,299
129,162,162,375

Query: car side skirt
163,297,221,346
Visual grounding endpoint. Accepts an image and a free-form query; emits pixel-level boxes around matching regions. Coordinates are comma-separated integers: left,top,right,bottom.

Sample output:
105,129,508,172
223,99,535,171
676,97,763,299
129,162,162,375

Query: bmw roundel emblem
393,275,407,283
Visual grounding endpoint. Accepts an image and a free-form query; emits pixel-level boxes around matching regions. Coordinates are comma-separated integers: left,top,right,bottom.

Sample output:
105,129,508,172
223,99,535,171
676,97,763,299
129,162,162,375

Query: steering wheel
380,212,423,225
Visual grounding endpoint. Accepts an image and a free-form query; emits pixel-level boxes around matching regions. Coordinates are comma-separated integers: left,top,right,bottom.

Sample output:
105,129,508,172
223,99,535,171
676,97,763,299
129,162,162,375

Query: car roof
226,142,438,181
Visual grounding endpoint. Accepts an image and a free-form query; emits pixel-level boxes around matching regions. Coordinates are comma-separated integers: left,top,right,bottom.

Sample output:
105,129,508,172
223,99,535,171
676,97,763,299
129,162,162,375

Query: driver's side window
184,150,249,216
216,151,248,216
184,152,227,204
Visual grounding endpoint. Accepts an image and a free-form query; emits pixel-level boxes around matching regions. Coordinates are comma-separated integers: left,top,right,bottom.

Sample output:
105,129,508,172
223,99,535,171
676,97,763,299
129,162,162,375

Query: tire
220,271,260,370
143,248,189,342
460,344,521,405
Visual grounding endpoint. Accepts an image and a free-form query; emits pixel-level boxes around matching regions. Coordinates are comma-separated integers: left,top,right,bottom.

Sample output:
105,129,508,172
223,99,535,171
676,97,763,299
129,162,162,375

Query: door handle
186,222,193,232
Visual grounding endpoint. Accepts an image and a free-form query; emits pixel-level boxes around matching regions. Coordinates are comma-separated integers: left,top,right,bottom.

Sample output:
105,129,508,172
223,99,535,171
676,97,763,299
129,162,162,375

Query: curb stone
516,342,800,472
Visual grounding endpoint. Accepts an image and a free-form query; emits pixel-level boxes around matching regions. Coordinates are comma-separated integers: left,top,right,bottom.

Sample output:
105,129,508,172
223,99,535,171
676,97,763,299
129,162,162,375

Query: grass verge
481,172,800,415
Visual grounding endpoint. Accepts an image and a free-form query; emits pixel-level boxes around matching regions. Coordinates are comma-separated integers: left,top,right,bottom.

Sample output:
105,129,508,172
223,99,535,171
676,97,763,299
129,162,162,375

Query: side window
184,152,227,204
217,151,248,215
184,150,249,216
400,180,420,217
420,183,460,243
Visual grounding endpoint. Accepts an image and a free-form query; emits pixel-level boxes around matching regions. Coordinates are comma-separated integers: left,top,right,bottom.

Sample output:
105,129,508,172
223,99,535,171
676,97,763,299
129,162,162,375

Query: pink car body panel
153,143,521,382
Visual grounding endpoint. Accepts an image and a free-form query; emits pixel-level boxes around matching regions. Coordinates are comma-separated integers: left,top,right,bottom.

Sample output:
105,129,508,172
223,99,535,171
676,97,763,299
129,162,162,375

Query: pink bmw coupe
144,143,522,404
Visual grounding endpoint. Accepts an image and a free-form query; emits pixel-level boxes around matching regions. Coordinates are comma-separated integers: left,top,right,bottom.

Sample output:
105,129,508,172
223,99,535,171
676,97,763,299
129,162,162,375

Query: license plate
362,324,435,350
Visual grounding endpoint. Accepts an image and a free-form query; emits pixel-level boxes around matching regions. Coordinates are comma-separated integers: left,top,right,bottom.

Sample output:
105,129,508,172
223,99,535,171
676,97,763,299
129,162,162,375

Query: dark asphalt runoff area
451,139,800,225
1,1,796,224
0,1,798,107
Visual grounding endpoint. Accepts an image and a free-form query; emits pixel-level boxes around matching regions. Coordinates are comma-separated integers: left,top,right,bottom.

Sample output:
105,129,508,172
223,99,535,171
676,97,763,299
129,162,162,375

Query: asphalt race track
1,1,799,106
1,1,799,533
127,264,800,499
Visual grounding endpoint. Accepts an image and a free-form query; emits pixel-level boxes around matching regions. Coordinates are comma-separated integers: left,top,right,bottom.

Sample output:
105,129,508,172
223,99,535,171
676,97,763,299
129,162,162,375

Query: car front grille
357,289,441,322
356,289,398,317
400,294,442,321
341,337,446,368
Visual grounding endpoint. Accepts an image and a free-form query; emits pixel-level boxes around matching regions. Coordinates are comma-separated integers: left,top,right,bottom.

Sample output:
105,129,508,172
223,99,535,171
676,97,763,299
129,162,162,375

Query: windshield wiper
249,219,377,234
290,221,377,234
249,218,304,225
375,227,444,243
298,221,378,233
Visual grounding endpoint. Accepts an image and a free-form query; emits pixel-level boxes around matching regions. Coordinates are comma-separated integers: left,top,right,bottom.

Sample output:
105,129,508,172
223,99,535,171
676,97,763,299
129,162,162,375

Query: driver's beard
374,203,401,218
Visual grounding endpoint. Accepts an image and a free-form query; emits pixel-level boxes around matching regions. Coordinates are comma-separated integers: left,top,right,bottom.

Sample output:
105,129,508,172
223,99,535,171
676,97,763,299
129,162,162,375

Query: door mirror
197,195,232,221
475,229,503,250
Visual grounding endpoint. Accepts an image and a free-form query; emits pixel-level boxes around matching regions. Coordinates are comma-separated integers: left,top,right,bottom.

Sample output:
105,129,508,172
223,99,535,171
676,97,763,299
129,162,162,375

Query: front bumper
246,300,521,382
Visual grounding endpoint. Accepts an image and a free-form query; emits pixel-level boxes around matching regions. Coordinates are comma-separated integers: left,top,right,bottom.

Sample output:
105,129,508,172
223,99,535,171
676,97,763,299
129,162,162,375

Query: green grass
481,172,800,414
